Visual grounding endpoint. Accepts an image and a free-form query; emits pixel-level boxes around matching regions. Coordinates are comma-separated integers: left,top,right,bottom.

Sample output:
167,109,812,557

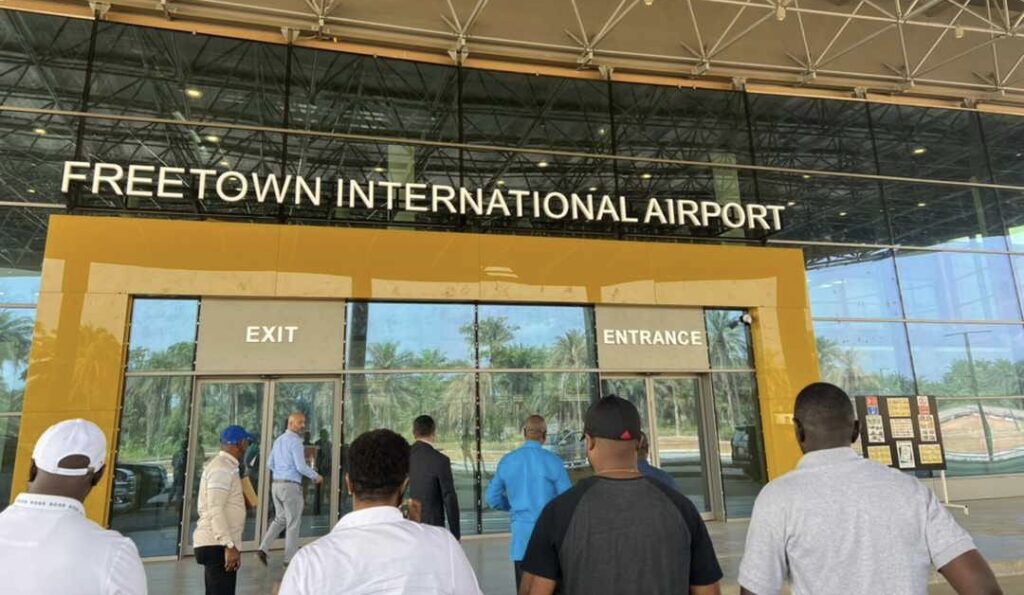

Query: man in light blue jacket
485,415,572,591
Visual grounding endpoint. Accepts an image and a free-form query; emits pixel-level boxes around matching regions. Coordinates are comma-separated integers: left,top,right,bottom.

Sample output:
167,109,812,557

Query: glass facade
5,9,1024,513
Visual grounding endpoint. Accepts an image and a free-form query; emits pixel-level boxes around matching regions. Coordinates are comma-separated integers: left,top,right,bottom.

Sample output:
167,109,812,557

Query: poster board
855,395,946,471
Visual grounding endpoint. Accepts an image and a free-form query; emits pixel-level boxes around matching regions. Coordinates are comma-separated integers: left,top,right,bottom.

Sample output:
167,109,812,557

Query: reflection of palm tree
706,311,750,427
0,310,33,409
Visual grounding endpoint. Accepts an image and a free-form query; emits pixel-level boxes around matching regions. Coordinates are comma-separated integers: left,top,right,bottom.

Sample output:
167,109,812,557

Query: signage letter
61,161,90,193
245,326,260,343
284,326,298,343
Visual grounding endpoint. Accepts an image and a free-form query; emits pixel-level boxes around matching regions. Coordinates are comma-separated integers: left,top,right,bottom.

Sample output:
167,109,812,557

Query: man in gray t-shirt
739,382,1002,595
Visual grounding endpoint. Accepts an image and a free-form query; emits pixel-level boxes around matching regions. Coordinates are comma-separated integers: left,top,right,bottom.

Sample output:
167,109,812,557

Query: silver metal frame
179,376,342,557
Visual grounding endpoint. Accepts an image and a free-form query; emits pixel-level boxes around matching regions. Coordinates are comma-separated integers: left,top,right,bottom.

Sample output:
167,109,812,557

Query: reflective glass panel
110,376,193,557
345,303,475,369
814,321,915,396
979,113,1024,187
600,377,650,436
908,323,1024,398
127,299,199,372
0,268,40,305
266,381,336,539
897,251,1020,321
870,104,987,183
706,310,753,369
805,247,902,319
0,307,34,413
885,183,1005,250
936,399,1024,477
713,372,765,517
477,305,596,369
758,174,887,245
0,11,91,110
651,377,710,513
481,372,599,533
0,209,48,280
343,373,476,536
0,415,18,512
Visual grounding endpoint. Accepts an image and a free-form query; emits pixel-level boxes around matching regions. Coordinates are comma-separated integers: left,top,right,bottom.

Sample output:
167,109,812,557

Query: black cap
583,395,642,441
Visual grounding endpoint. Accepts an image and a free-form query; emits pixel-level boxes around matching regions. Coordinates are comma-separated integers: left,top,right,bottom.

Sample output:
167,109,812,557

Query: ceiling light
204,134,221,143
33,128,47,136
373,166,385,173
185,88,203,99
912,146,927,156
839,211,848,217
917,202,927,207
497,180,506,186
27,188,36,194
589,186,599,192
538,161,549,168
598,128,607,136
643,0,653,5
787,201,796,206
1016,152,1022,158
219,160,230,167
641,172,653,179
955,26,965,40
802,174,811,180
775,4,786,21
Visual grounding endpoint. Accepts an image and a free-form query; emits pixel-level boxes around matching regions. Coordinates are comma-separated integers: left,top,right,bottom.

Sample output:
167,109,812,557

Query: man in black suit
408,415,460,540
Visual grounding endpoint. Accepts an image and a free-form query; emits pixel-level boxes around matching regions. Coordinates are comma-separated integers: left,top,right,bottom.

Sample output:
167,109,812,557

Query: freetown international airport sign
61,161,786,231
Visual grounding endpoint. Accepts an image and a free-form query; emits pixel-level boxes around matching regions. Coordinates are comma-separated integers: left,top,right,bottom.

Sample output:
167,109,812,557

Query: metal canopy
33,0,1024,105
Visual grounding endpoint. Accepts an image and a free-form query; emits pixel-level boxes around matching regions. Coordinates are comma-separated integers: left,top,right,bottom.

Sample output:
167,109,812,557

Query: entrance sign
61,161,786,232
595,306,710,371
195,299,345,373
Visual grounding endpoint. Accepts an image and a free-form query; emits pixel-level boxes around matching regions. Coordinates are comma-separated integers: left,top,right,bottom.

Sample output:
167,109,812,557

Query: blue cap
220,425,256,445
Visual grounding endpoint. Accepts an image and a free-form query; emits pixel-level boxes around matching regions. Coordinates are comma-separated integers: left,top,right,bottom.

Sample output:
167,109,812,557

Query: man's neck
352,498,400,512
416,437,434,445
26,485,85,503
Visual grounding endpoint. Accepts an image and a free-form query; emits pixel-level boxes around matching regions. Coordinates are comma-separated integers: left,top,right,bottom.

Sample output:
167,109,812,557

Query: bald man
486,415,572,590
258,412,322,567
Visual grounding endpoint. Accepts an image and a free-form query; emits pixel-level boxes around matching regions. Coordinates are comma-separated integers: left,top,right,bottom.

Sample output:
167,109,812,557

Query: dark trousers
195,545,238,595
514,561,523,592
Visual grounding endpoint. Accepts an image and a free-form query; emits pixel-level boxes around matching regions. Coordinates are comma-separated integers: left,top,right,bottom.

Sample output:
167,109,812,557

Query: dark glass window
897,251,1020,321
805,247,902,319
0,416,20,511
127,299,199,372
0,11,91,110
814,321,915,396
885,183,1005,250
747,95,875,174
758,173,888,245
870,104,988,183
979,113,1024,187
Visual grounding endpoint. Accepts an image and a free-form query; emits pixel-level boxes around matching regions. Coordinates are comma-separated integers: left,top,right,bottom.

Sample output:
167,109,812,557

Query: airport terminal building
1,0,1024,560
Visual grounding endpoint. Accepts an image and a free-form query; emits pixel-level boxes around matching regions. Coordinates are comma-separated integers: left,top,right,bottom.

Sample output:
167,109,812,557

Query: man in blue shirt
638,430,679,491
257,412,322,567
485,415,571,591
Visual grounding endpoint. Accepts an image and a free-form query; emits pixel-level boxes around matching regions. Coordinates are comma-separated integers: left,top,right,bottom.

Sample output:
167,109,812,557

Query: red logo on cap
620,430,632,440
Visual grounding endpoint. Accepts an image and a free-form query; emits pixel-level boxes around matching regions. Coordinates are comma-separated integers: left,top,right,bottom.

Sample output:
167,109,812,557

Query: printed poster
868,445,893,466
866,415,886,443
866,396,880,416
917,396,931,415
919,444,944,465
887,397,912,418
897,440,917,469
918,415,937,442
890,417,915,439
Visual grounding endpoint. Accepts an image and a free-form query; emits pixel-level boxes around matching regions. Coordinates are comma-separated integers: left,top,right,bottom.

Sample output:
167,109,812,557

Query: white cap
32,419,107,476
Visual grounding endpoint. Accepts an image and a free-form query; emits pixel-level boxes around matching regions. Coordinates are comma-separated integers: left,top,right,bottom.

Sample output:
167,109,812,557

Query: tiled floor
145,498,1024,594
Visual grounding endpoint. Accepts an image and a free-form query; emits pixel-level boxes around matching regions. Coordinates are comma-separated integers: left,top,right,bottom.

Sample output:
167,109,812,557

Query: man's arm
485,462,510,511
519,572,556,595
737,487,786,595
691,583,721,595
439,456,461,539
205,470,238,548
939,550,1002,595
552,460,572,494
289,436,321,482
107,539,147,595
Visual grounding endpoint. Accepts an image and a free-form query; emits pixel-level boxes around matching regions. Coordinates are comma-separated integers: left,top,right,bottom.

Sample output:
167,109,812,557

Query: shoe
256,549,268,566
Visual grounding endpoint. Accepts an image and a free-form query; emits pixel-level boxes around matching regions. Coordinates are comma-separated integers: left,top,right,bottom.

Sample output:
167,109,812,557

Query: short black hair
348,429,410,501
412,415,436,438
794,382,855,434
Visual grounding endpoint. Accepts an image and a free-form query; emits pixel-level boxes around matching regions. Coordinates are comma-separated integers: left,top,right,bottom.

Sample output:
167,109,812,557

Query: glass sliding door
650,377,712,515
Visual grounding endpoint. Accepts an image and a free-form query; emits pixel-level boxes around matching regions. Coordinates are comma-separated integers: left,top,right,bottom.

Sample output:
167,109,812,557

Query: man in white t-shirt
279,428,481,595
0,418,146,595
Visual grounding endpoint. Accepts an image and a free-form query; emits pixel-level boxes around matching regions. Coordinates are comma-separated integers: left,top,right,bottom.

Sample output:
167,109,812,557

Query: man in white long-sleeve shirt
193,425,256,595
258,412,322,567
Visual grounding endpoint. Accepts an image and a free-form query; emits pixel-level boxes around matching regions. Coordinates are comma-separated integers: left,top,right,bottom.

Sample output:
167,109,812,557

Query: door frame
600,373,725,520
179,376,342,557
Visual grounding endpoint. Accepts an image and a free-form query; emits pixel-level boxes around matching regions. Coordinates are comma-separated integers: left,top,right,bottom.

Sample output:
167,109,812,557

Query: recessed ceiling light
27,188,36,194
185,88,203,99
496,180,506,186
219,160,230,167
641,173,653,179
33,128,47,136
839,211,848,217
538,161,549,168
1017,152,1022,158
373,166,385,173
912,146,927,156
204,134,221,143
802,174,811,180
598,128,607,136
588,186,599,192
917,202,927,207
787,201,796,206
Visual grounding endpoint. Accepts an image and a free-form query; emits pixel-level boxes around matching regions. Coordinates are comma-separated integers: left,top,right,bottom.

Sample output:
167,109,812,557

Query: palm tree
0,310,33,410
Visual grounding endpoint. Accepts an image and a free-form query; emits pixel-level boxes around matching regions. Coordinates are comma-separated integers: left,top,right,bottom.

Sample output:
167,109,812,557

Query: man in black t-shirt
519,395,723,595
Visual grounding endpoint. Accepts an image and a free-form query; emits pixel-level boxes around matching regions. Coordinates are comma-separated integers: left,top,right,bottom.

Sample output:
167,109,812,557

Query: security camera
741,313,753,325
